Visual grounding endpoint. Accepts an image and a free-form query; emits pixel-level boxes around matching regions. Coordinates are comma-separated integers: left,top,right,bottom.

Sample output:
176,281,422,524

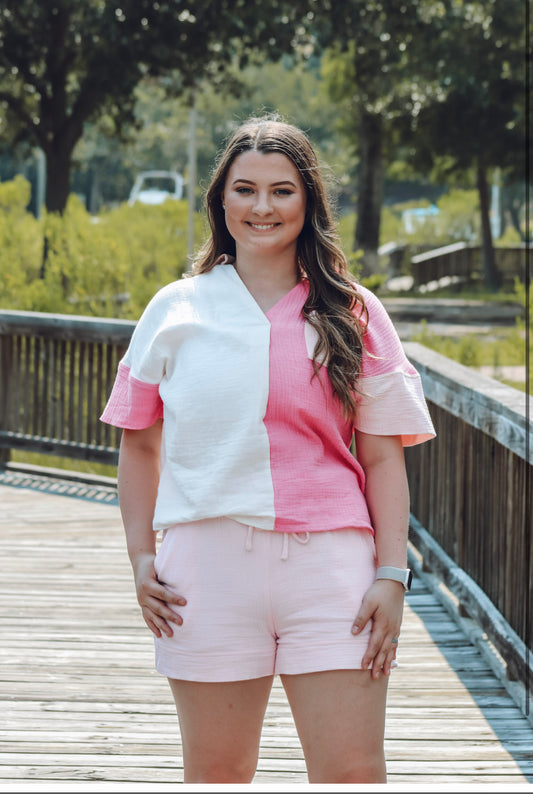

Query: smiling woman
219,150,307,310
100,114,435,784
220,151,306,310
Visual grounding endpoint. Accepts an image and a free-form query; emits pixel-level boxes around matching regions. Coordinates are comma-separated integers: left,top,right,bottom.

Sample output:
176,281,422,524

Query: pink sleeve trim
355,371,436,447
100,362,164,429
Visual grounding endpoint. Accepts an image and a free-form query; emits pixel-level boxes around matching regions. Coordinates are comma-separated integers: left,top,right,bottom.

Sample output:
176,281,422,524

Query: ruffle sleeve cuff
100,362,164,429
355,370,436,446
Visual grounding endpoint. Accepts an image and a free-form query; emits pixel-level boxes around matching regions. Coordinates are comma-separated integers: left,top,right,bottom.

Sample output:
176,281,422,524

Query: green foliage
497,225,522,246
0,176,43,302
337,212,358,256
10,451,119,479
0,176,200,318
339,187,481,258
513,277,530,310
0,172,31,213
359,273,388,294
0,0,310,212
73,58,351,212
512,277,533,361
432,190,480,242
381,189,480,247
412,320,528,384
395,0,525,181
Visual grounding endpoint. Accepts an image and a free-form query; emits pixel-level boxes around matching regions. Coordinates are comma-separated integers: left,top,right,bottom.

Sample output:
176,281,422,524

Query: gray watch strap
375,566,412,591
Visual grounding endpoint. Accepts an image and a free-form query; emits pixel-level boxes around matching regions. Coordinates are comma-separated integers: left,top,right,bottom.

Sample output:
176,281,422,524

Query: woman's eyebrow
231,178,298,187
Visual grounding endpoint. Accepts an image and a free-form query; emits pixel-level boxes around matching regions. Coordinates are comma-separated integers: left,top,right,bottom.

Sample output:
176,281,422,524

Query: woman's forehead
226,150,302,183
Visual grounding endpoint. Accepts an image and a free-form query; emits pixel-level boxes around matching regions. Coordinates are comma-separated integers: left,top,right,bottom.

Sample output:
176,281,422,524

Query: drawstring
281,532,289,560
244,526,311,559
280,531,310,560
245,525,254,551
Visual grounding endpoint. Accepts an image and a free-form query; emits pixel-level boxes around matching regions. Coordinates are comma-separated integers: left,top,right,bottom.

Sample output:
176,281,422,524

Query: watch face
406,570,413,590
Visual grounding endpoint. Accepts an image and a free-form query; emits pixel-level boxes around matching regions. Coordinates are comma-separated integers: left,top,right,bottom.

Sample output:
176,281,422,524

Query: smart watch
375,566,412,591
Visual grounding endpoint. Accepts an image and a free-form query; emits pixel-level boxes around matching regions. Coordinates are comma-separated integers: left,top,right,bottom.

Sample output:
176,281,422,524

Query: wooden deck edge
0,461,118,489
408,515,533,730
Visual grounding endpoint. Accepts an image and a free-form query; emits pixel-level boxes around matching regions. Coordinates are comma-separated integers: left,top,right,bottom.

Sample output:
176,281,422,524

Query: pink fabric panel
264,283,372,535
100,362,163,429
358,289,419,378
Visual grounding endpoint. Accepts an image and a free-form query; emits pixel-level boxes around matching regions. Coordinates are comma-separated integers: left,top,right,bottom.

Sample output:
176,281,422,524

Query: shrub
412,319,528,381
0,177,204,318
379,189,480,249
0,176,43,305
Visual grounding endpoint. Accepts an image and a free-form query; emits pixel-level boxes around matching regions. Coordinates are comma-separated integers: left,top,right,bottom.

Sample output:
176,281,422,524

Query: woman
101,115,435,784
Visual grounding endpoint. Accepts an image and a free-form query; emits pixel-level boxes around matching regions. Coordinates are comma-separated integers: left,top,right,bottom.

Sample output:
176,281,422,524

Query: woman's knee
184,753,258,783
308,753,387,784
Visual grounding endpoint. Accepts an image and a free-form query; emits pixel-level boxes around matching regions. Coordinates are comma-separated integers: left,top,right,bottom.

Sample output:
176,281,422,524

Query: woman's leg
281,669,388,783
168,675,274,783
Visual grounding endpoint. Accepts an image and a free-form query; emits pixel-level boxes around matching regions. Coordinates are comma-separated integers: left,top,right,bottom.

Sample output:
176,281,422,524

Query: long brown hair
193,115,368,421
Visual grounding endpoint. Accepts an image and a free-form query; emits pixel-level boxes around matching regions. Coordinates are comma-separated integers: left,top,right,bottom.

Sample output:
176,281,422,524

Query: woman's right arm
118,420,186,637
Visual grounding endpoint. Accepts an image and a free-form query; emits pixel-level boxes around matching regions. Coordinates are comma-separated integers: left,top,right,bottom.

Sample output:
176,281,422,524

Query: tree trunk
354,110,384,277
44,145,73,215
476,162,501,291
39,142,75,277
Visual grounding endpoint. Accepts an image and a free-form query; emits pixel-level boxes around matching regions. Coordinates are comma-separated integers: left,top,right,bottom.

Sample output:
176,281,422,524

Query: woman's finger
143,593,185,624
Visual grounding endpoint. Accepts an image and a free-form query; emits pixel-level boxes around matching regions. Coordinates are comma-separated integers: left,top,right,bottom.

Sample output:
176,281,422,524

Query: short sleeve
354,287,436,446
100,361,163,429
100,289,168,430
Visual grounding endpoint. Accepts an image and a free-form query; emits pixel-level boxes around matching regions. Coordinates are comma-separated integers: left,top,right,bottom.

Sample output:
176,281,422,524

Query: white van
128,170,184,206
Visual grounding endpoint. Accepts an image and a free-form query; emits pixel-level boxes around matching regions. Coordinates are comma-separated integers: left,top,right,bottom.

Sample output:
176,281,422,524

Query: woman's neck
233,257,300,313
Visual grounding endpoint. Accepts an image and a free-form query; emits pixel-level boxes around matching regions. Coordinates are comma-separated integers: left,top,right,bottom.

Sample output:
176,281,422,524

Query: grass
8,451,118,480
408,283,520,303
412,322,526,367
411,320,530,394
499,379,528,393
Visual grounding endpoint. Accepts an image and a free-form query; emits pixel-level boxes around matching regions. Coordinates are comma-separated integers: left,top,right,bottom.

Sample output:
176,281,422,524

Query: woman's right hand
132,553,187,638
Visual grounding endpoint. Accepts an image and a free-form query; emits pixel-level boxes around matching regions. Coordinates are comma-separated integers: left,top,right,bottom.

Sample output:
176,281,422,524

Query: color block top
100,263,435,533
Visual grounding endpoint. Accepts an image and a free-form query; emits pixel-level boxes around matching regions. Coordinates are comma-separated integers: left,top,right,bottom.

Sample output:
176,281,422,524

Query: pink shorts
153,517,377,682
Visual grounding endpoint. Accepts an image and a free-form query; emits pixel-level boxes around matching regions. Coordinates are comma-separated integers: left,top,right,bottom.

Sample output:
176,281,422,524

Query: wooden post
0,336,12,464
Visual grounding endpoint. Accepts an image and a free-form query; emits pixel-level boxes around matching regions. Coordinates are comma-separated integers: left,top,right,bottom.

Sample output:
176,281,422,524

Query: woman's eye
275,189,293,196
235,187,253,194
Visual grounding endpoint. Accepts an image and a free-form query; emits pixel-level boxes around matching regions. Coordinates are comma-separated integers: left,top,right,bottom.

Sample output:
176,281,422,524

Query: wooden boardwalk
1,469,533,788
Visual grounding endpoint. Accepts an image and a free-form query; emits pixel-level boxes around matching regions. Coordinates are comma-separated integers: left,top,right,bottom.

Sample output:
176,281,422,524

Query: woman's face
221,150,306,263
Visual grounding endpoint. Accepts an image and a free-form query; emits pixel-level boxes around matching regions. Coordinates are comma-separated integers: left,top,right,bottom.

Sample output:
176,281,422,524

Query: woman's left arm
351,429,410,679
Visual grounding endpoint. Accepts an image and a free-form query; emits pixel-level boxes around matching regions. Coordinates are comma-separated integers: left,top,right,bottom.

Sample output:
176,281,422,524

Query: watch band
375,566,412,591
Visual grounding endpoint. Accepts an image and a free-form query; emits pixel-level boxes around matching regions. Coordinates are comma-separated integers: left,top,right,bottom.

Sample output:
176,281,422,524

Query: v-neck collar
218,263,308,320
265,278,308,319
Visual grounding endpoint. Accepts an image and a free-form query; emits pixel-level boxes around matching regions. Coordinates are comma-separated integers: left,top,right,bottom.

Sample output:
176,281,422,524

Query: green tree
307,0,447,274
72,57,351,214
397,0,526,290
0,0,308,214
306,0,526,287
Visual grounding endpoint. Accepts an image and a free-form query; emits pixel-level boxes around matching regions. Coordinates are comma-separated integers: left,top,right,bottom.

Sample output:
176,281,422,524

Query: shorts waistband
245,525,311,560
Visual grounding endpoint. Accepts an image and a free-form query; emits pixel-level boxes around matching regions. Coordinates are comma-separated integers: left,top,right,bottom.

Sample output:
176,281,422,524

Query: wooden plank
1,481,533,785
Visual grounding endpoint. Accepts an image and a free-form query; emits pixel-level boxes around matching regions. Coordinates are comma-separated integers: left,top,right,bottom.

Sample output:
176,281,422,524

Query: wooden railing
404,341,532,692
410,243,526,288
0,310,133,464
0,311,531,692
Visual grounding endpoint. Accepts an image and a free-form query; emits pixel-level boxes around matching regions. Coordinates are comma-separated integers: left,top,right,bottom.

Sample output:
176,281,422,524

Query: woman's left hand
351,579,405,679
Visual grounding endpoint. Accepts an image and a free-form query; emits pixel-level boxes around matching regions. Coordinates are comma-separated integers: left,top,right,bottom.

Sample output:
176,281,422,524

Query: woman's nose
253,192,272,214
